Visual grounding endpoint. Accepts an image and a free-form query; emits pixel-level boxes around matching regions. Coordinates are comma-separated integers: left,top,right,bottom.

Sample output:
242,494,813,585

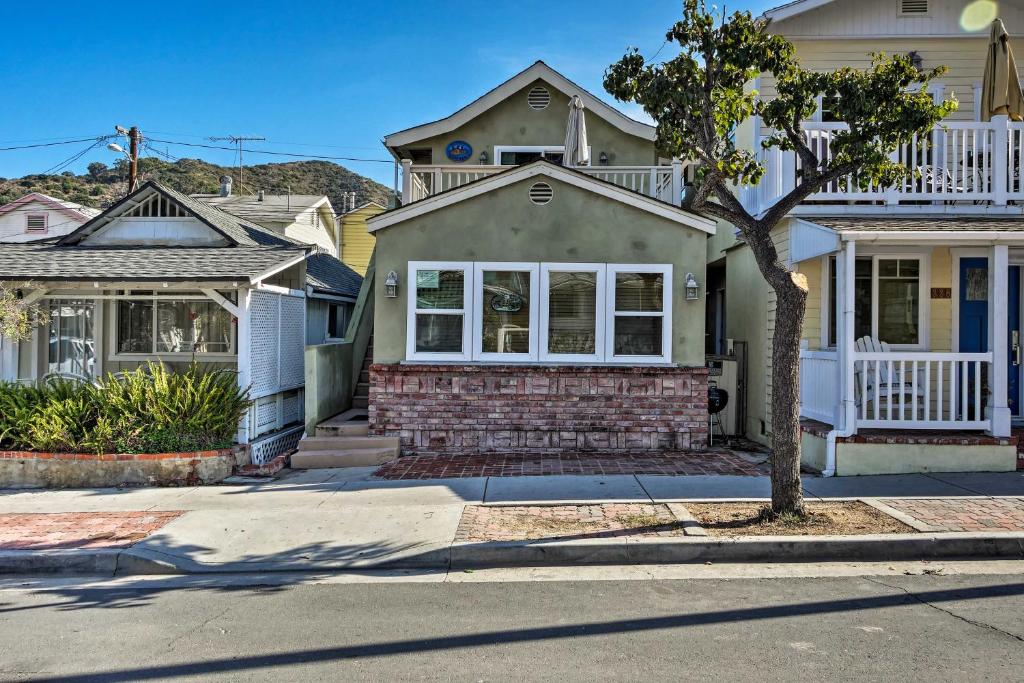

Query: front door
958,258,1022,417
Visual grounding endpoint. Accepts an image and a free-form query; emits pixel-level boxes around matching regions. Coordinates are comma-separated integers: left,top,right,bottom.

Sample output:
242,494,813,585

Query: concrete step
354,382,370,397
317,422,368,437
359,370,370,383
352,396,369,409
299,435,399,452
291,447,398,469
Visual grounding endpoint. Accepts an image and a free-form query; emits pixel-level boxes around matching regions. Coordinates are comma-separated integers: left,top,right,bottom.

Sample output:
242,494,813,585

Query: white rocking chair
854,336,926,415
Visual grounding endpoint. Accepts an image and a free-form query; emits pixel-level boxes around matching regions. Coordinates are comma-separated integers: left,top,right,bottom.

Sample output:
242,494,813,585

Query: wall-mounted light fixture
384,270,399,298
598,151,609,166
685,273,700,301
478,150,489,165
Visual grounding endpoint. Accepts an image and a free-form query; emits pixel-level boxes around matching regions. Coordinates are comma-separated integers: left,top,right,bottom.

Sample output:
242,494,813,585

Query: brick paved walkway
0,511,183,550
880,498,1024,532
373,449,770,480
455,504,687,541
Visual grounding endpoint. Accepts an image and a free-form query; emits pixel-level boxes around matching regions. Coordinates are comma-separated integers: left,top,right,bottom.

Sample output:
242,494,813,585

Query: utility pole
209,135,265,195
112,126,141,193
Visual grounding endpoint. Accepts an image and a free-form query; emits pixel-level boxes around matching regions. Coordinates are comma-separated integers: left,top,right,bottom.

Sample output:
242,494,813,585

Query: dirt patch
455,504,686,542
686,501,913,537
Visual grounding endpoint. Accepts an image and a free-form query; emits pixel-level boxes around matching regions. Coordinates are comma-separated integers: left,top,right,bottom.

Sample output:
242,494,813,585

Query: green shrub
0,364,250,454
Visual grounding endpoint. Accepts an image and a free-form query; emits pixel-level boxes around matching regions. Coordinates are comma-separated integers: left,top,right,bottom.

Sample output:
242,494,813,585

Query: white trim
472,262,540,362
200,288,241,318
368,163,716,234
762,0,834,22
407,261,473,362
539,263,606,363
107,291,238,360
249,252,309,286
384,61,655,148
255,282,305,298
605,264,673,365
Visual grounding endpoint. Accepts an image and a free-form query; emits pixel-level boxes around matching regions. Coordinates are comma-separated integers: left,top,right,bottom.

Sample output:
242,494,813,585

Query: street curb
2,533,1023,576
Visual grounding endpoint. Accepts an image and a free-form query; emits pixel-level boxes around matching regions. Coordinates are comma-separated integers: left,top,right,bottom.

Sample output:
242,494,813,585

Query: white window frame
407,261,473,362
494,145,591,166
110,292,238,360
473,262,540,362
25,213,47,234
822,252,928,350
539,263,606,363
605,264,673,364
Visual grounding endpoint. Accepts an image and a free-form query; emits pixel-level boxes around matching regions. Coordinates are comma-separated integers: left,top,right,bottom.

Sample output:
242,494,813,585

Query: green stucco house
364,62,716,455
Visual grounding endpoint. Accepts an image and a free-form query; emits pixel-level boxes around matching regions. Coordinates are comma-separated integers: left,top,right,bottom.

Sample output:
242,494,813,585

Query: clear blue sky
0,0,777,188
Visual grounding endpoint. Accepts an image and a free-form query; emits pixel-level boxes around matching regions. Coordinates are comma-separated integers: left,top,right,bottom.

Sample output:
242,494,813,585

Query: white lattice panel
282,391,299,425
249,290,280,398
256,396,279,431
279,295,305,390
249,425,303,465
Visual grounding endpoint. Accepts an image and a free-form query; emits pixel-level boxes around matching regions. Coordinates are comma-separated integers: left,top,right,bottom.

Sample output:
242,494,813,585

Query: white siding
0,201,87,242
83,217,228,246
773,0,1024,37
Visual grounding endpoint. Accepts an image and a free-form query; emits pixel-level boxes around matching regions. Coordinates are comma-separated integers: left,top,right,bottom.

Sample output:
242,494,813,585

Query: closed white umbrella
563,95,590,167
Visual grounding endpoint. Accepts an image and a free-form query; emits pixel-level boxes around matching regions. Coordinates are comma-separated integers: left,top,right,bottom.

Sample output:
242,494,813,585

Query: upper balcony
744,116,1024,216
398,160,692,207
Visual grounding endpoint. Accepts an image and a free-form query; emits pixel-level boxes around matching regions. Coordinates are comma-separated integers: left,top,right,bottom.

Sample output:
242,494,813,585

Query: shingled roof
810,216,1024,233
305,251,363,298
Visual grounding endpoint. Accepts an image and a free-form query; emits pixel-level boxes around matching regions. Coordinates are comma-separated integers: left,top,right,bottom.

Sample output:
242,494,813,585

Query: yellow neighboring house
340,201,386,275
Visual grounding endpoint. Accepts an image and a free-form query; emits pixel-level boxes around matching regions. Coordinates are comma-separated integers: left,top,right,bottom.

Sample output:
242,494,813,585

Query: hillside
0,157,394,214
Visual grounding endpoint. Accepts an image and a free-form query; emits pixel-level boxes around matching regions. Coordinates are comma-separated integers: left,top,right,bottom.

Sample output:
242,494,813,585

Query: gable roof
383,61,656,150
305,251,363,298
195,193,333,225
58,181,304,248
0,192,100,222
366,159,716,234
762,0,836,22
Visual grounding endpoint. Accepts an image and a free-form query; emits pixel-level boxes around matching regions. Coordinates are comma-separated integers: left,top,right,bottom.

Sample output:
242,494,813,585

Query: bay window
825,254,926,348
407,261,672,364
116,292,236,356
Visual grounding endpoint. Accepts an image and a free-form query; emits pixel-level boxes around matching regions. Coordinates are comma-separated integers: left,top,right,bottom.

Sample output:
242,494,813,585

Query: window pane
416,269,464,310
481,270,531,354
156,301,233,353
877,278,919,345
898,259,919,277
48,300,95,377
878,259,899,277
415,314,463,353
854,260,873,340
615,272,664,312
117,300,153,353
614,316,663,356
547,271,596,355
828,256,837,347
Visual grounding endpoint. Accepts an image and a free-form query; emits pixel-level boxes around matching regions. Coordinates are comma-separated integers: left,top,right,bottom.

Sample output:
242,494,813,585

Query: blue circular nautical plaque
446,140,473,162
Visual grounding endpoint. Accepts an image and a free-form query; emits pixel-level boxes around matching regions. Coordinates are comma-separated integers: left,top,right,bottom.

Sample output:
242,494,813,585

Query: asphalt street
0,565,1022,681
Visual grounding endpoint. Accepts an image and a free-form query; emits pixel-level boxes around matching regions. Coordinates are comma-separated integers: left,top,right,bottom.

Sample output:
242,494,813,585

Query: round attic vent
529,182,554,205
527,86,551,110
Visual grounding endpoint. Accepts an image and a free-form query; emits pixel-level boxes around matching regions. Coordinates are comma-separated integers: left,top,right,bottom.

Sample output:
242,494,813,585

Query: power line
145,137,393,164
0,136,111,152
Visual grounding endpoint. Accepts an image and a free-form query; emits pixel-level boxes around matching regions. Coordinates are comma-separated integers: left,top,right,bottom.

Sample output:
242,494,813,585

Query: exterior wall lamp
598,151,609,166
385,270,399,298
684,273,700,301
478,150,489,164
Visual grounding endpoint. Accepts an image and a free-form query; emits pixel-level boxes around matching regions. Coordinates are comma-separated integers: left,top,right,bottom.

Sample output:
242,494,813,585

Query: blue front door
959,258,1022,417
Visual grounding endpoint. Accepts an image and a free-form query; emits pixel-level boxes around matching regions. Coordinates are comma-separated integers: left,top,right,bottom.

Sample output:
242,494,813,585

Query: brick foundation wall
369,364,709,455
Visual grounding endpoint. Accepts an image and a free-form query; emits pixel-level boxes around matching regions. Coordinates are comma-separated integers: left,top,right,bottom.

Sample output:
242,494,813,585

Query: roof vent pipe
219,175,233,197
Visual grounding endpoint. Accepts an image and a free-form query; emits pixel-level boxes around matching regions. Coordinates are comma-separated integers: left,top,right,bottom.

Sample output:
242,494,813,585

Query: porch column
987,244,1011,436
839,239,858,432
236,287,252,445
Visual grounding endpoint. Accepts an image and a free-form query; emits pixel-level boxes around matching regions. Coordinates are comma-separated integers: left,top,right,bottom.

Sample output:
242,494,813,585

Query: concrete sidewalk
0,469,1022,574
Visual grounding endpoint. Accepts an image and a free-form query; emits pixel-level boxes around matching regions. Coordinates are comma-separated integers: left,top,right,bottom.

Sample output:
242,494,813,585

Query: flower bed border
0,449,236,462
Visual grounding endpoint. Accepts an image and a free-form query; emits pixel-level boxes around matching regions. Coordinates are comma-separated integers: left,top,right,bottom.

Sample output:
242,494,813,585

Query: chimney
257,189,265,202
219,175,233,197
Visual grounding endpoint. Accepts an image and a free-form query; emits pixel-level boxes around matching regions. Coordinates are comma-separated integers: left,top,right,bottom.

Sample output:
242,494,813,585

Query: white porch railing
747,116,1024,213
401,161,688,206
799,349,840,424
852,351,993,430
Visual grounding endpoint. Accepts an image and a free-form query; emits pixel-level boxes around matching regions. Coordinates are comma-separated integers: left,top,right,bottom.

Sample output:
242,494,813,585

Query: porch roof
305,252,362,298
810,216,1024,234
0,243,306,282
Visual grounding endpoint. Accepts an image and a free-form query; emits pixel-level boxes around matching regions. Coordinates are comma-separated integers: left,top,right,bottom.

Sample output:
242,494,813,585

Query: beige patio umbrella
982,18,1024,121
563,95,590,167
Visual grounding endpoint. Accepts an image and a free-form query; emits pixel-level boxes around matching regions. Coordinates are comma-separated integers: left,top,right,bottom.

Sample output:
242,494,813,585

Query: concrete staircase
352,339,372,410
291,408,399,469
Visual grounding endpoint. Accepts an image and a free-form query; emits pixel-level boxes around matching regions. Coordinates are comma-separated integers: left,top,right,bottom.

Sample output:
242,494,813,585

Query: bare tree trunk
769,273,807,515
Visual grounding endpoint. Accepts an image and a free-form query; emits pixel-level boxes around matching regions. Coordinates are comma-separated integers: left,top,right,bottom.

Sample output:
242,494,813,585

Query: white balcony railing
400,161,688,206
746,115,1024,213
852,351,993,430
